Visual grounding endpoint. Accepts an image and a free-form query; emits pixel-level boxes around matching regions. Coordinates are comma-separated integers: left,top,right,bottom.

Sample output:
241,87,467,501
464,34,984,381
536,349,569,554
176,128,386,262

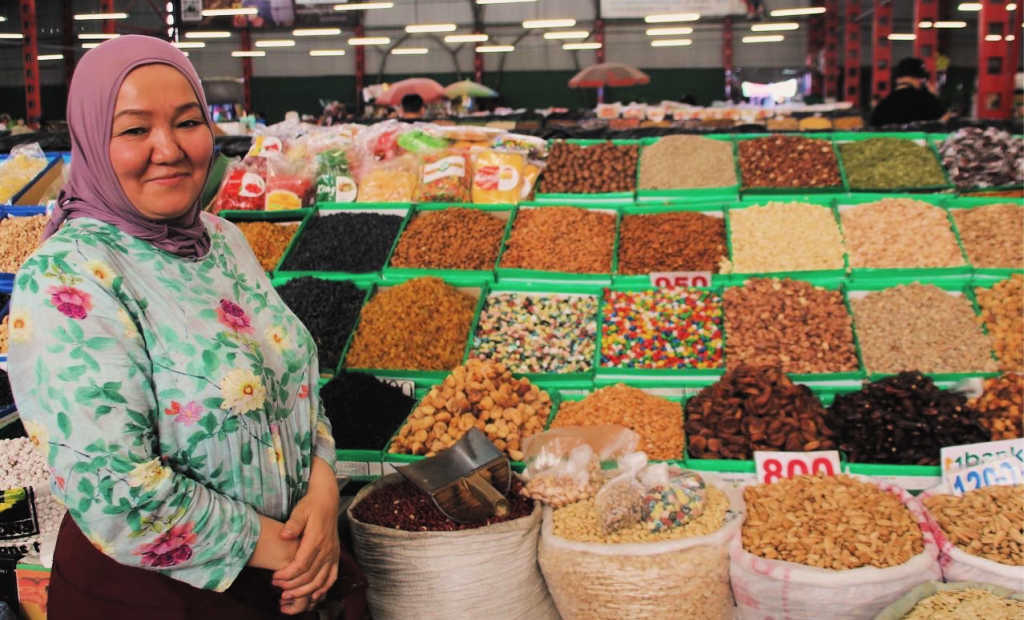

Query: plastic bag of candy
416,148,470,203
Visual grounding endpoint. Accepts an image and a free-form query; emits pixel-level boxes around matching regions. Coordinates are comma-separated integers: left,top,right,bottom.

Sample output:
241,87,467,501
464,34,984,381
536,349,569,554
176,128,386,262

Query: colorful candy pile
600,288,724,369
470,293,599,374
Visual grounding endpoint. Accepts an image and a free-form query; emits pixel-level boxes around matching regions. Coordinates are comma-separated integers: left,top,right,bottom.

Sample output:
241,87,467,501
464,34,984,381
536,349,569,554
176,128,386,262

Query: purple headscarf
43,35,213,259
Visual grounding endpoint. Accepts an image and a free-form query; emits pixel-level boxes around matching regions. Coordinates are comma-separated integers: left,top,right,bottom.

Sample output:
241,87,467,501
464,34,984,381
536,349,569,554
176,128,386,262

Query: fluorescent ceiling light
172,41,205,48
310,49,347,56
644,12,699,23
74,12,128,20
1008,3,1018,10
78,33,120,39
918,21,933,28
333,2,394,9
444,33,489,43
888,33,916,40
984,33,1003,41
476,44,514,52
1007,34,1017,40
934,20,968,28
522,18,575,28
769,7,825,17
185,31,232,38
651,38,693,47
751,22,799,31
391,47,429,54
294,28,342,36
38,54,64,60
202,7,257,16
743,34,786,42
957,2,982,10
646,26,693,35
81,42,102,48
232,50,266,57
477,0,535,3
543,30,589,40
405,23,457,33
563,42,601,50
348,36,390,45
0,33,24,39
0,17,6,22
254,39,296,47
181,51,189,56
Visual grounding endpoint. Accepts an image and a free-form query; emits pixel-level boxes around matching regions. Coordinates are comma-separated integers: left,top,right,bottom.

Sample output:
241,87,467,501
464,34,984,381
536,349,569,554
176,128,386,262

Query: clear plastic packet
521,425,639,463
640,470,707,533
211,157,267,213
521,444,602,508
356,154,418,202
594,452,648,534
520,160,544,201
0,142,48,203
264,153,313,210
416,148,470,203
314,148,357,204
472,149,525,204
356,119,416,162
491,133,548,160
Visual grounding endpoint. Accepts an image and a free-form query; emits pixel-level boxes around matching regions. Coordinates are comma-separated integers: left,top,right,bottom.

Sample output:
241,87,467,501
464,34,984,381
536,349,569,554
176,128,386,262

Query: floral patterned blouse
8,213,336,592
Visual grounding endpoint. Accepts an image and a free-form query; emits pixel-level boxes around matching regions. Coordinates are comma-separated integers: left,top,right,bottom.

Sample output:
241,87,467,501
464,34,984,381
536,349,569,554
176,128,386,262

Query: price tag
754,450,841,485
940,438,1024,476
334,461,370,478
649,271,712,289
375,378,415,398
947,457,1024,495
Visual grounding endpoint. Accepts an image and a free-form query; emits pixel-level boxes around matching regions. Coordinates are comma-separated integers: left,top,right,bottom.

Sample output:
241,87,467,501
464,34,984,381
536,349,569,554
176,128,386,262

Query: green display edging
844,462,942,479
223,208,313,274
531,191,637,204
833,134,955,193
719,198,848,286
464,280,603,384
945,199,1024,276
271,275,373,379
317,201,414,210
380,204,513,285
341,278,488,378
495,205,621,284
274,206,411,283
635,135,740,203
734,134,846,195
336,448,384,463
613,204,727,286
928,136,1024,196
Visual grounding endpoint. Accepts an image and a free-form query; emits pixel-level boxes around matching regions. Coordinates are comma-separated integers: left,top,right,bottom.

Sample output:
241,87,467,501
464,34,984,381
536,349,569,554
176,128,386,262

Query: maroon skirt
48,514,314,620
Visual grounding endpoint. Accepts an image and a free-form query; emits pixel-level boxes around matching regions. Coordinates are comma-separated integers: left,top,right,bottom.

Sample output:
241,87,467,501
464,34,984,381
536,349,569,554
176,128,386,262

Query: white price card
649,271,712,289
947,457,1024,496
754,450,841,485
940,438,1024,476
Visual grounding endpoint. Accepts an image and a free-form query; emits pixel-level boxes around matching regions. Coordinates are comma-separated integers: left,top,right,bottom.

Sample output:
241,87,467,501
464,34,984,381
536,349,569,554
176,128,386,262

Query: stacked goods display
538,458,742,620
684,365,835,460
347,474,558,620
721,202,846,274
730,474,941,619
737,136,842,190
920,485,1024,590
387,360,552,460
936,127,1024,191
838,138,948,190
876,582,1024,620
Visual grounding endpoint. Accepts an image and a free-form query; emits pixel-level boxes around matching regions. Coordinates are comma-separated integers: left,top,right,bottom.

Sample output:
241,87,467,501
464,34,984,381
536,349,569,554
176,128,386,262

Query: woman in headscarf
9,36,343,619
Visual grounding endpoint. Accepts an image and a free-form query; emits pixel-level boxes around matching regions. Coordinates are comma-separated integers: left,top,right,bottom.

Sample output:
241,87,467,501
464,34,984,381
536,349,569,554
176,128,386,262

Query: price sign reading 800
649,271,712,289
754,451,841,485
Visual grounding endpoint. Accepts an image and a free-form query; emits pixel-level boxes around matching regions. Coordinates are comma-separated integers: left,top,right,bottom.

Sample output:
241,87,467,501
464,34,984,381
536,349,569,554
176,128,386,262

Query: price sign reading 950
649,271,712,289
754,451,841,485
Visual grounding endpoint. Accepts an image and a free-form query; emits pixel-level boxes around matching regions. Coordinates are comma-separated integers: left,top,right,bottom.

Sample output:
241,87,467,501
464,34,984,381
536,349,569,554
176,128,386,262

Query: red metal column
594,18,606,64
723,16,734,100
473,26,483,83
913,0,939,89
241,28,252,113
63,0,76,101
19,0,41,128
807,13,826,98
824,0,840,100
354,23,365,111
870,0,893,106
843,0,861,105
100,0,115,35
976,0,1015,119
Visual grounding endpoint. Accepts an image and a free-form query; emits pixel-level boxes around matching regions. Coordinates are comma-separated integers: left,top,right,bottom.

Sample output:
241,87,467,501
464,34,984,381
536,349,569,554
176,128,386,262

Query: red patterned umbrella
377,78,446,106
569,62,651,88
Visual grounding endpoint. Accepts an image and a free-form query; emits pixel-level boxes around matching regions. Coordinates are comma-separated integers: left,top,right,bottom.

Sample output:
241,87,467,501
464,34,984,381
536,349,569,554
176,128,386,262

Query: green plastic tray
222,208,313,274
944,197,1024,278
834,133,955,193
495,204,621,284
635,135,740,203
533,139,640,204
928,135,1024,196
735,134,846,195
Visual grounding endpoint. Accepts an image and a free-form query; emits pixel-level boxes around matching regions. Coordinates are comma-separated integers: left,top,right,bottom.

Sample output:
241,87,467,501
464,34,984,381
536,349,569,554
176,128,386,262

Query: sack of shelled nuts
346,474,558,620
874,580,1024,620
538,469,743,620
919,482,1024,591
730,474,941,620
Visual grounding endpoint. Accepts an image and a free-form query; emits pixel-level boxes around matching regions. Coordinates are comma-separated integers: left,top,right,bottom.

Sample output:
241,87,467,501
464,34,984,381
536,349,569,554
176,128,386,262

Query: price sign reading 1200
649,271,712,289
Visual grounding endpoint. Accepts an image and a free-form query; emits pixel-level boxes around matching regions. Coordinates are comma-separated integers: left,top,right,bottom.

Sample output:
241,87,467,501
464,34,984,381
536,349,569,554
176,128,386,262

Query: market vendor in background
398,93,426,120
870,57,949,126
8,35,359,619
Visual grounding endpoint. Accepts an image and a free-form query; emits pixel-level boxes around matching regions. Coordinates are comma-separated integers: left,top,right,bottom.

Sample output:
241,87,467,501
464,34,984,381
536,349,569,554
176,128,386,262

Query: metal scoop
396,428,512,524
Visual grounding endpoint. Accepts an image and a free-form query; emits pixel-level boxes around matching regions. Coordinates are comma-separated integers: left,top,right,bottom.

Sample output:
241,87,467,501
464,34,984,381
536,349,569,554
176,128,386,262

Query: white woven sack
538,471,744,620
346,474,558,620
919,482,1024,591
730,476,942,620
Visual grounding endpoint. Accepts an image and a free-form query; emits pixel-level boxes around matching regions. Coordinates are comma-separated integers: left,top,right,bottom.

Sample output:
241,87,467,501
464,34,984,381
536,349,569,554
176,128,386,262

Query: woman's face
109,64,212,220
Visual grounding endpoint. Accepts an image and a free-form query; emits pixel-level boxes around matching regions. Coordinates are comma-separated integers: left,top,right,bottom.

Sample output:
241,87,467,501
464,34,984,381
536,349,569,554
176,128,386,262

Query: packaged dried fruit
472,149,525,204
314,148,357,204
520,161,543,201
211,158,267,213
356,155,418,203
0,142,48,203
416,149,470,203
